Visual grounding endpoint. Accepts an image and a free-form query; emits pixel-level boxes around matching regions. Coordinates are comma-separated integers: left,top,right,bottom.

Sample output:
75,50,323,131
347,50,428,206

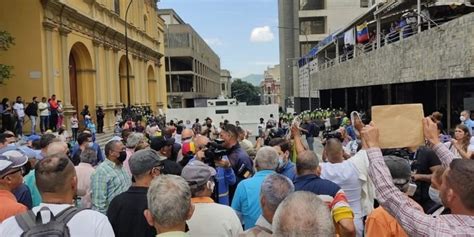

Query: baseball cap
26,135,41,142
129,149,165,176
181,160,216,187
150,136,175,151
0,150,28,176
383,155,411,180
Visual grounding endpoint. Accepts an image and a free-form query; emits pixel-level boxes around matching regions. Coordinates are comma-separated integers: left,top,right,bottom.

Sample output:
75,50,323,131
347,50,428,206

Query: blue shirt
24,170,42,207
72,143,104,164
278,161,296,181
293,174,341,197
464,119,474,136
216,165,236,205
231,170,274,230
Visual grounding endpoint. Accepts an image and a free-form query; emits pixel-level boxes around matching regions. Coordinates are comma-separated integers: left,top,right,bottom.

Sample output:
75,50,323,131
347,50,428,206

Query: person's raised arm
423,117,455,167
291,124,306,155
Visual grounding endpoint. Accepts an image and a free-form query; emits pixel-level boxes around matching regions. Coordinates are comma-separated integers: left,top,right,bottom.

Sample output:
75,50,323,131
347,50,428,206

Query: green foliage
231,79,261,105
0,30,15,85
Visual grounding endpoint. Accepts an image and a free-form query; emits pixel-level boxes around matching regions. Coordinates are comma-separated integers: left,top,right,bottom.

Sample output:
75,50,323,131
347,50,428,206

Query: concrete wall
314,12,474,91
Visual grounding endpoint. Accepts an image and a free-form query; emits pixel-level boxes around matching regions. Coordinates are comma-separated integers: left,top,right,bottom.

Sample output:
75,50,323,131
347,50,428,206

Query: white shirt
0,203,114,237
38,102,49,116
75,163,95,208
13,103,25,118
321,161,363,217
187,201,243,237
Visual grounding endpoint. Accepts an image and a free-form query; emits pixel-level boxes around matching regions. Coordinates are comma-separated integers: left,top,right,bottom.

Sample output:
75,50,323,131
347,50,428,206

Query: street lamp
125,0,133,110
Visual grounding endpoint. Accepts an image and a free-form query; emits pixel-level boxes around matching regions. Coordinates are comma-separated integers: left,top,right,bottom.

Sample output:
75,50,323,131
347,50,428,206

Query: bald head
46,141,69,156
35,154,76,194
273,191,334,236
324,138,343,163
194,136,209,148
182,129,194,140
296,151,319,175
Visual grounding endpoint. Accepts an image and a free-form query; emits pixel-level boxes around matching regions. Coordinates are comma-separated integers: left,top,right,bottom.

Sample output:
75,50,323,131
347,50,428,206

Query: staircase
95,132,114,150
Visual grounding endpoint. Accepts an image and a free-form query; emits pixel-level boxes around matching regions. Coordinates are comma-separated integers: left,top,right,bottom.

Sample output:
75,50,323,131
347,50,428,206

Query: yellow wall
0,0,167,133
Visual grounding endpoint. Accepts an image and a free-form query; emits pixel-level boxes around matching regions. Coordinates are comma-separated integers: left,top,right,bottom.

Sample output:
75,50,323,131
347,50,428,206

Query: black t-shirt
411,146,442,211
107,187,156,237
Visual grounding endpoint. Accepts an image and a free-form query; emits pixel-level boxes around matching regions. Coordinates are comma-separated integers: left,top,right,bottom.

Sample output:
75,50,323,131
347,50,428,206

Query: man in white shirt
38,97,49,134
181,160,243,236
320,138,365,237
12,96,25,137
0,153,114,236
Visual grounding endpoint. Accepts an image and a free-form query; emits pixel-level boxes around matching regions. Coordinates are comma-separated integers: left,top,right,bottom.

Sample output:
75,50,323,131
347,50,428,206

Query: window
114,0,120,15
216,101,228,106
360,0,369,7
215,109,229,114
300,41,318,56
144,15,148,32
300,17,326,35
221,83,226,91
300,0,325,10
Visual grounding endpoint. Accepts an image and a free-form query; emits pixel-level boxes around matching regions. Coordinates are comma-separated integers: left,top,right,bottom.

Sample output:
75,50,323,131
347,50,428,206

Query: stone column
104,44,114,107
93,39,103,106
112,47,120,106
133,54,139,105
43,21,56,96
59,26,72,108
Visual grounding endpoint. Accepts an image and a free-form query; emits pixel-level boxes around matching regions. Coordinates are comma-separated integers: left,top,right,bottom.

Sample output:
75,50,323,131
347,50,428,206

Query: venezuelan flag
356,22,369,43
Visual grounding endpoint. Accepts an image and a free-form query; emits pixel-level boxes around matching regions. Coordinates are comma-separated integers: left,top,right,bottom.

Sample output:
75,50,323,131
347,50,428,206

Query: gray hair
296,151,319,174
255,146,279,171
147,175,192,228
261,173,294,213
127,133,144,148
273,191,334,236
80,148,97,164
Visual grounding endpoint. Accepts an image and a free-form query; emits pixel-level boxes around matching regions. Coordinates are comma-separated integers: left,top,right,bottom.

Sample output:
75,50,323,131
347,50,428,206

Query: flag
356,22,369,43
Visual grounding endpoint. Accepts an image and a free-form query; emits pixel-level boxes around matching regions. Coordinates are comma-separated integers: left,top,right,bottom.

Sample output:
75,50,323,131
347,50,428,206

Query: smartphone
406,183,417,196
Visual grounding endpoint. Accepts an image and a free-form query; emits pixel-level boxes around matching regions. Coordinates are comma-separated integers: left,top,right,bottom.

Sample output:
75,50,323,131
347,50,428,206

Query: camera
322,130,343,142
203,139,228,166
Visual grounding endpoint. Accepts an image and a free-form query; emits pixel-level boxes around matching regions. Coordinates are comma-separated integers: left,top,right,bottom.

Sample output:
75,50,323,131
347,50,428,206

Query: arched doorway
147,65,157,108
69,42,95,118
118,56,133,105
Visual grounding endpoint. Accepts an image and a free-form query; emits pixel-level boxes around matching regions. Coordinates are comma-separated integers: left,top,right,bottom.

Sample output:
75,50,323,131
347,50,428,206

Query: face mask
460,116,467,122
117,151,127,163
429,186,442,205
7,143,16,147
88,142,94,148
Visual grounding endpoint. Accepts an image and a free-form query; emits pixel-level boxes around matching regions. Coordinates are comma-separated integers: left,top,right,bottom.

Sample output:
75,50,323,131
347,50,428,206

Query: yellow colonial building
0,0,167,131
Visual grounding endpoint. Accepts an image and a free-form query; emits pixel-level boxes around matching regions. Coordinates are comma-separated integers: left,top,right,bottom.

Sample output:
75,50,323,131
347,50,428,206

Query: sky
159,0,279,78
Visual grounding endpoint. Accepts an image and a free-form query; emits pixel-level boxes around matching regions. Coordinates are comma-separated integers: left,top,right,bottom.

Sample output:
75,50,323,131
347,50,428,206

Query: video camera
203,139,228,166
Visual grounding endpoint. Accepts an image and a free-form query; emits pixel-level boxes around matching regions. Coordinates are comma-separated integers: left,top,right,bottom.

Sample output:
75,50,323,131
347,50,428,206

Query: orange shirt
365,206,408,237
0,190,27,222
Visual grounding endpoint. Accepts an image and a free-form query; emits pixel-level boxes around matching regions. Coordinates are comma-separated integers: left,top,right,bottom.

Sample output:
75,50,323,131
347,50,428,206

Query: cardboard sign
371,104,425,149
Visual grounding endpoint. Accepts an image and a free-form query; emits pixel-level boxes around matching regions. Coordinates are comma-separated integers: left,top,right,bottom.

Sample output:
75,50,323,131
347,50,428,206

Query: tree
0,30,15,86
231,79,261,105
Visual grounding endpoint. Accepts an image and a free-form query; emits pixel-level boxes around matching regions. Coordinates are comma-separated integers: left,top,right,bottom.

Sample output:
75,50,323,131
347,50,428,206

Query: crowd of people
0,105,473,236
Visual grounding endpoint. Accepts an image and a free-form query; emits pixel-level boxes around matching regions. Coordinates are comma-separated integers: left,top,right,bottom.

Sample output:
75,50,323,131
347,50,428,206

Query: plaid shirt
367,145,474,237
91,159,131,214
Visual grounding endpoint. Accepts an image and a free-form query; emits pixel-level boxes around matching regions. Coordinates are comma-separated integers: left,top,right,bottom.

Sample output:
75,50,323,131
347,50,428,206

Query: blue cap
26,135,41,142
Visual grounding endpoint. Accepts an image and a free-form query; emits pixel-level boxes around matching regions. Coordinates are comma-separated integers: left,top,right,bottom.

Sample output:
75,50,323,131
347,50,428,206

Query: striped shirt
367,144,474,237
91,159,131,214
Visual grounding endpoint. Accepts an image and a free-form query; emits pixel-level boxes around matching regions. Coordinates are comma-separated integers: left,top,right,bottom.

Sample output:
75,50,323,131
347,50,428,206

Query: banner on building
344,28,355,45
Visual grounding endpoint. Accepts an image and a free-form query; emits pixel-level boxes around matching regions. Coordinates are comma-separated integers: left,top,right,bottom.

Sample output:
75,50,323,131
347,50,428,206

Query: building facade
278,0,380,111
159,9,221,108
0,0,167,132
220,69,232,98
261,65,281,106
303,1,474,131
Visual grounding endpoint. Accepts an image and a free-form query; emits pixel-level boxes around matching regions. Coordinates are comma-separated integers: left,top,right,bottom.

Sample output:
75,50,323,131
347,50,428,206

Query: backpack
15,206,84,237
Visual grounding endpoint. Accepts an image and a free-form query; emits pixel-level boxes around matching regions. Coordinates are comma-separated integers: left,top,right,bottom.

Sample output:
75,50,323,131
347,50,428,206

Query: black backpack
15,206,84,237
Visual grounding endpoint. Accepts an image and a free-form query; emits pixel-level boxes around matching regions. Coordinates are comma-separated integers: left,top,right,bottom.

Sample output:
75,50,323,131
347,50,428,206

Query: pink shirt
75,163,95,208
122,148,134,177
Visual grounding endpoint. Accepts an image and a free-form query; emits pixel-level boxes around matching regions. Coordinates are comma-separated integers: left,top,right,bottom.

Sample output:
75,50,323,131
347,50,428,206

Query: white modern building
220,69,232,98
